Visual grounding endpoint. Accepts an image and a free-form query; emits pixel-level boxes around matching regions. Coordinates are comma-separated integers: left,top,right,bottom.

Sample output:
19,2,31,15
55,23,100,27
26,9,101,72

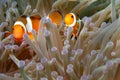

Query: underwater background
0,0,120,80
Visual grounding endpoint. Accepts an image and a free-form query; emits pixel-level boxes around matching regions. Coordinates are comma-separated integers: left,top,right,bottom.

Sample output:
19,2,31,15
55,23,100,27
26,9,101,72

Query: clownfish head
64,13,77,27
48,10,63,26
13,21,26,41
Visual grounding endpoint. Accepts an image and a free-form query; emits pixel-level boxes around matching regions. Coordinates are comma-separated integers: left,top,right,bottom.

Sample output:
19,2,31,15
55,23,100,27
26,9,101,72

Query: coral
0,0,120,80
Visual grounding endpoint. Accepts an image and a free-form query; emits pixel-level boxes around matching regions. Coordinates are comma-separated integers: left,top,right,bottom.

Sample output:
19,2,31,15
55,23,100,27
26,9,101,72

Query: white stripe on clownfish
26,16,33,32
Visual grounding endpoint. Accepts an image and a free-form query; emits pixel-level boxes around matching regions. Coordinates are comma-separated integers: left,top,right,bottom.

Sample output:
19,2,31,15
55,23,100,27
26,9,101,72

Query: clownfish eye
71,15,74,18
12,27,14,30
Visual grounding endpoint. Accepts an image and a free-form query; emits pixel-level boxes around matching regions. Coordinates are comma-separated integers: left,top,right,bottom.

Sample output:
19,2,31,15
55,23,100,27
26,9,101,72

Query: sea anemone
0,0,120,80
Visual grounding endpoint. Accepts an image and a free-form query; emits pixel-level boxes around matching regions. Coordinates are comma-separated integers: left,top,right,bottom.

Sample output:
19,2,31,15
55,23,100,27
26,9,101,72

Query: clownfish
48,10,63,26
12,11,63,42
64,13,83,39
13,15,41,42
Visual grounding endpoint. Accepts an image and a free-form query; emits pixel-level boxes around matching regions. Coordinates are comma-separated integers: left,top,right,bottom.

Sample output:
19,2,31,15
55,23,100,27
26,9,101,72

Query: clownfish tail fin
70,34,77,40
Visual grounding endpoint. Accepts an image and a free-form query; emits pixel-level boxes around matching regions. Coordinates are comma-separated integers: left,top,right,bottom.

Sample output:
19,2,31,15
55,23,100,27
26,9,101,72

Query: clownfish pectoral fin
48,10,63,26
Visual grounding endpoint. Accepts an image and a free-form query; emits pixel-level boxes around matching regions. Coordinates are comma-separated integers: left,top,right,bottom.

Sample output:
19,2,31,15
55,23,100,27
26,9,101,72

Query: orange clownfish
13,15,41,42
64,13,83,39
48,10,63,26
13,11,63,42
